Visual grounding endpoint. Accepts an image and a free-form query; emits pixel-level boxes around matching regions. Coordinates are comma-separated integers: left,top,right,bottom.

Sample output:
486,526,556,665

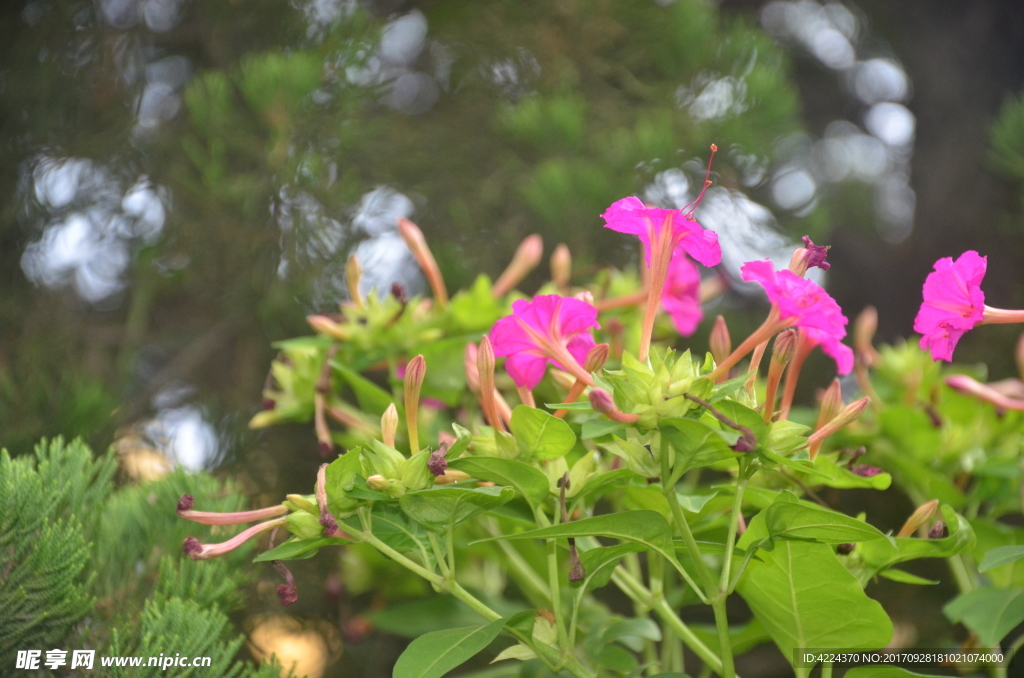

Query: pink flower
802,328,855,375
661,250,703,336
601,197,722,267
913,251,986,361
741,259,848,339
489,294,599,389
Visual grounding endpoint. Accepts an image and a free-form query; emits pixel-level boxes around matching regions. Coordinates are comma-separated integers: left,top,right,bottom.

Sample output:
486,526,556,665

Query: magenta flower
913,251,986,361
803,327,855,375
600,197,722,268
661,250,703,337
489,294,599,389
741,259,848,339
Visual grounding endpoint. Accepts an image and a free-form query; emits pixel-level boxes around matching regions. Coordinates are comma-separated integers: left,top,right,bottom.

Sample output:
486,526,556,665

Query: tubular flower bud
898,499,940,538
381,403,399,448
589,388,640,424
314,393,333,457
346,254,363,308
177,498,288,525
307,315,350,341
477,336,506,431
316,463,339,537
464,343,480,393
816,379,844,432
182,516,288,560
807,397,870,457
606,317,625,361
551,244,572,291
928,521,947,539
404,355,427,452
854,306,881,368
709,315,731,373
945,374,1024,411
493,234,543,297
584,343,611,373
763,330,798,423
398,217,449,307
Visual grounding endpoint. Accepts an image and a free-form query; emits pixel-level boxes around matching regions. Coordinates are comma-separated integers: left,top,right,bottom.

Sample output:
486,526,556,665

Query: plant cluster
176,155,1024,678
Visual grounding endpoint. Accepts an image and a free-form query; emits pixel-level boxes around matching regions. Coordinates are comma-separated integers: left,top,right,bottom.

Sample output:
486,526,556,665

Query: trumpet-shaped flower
803,327,855,375
661,250,703,336
741,259,848,337
600,197,722,268
914,251,986,361
489,294,599,389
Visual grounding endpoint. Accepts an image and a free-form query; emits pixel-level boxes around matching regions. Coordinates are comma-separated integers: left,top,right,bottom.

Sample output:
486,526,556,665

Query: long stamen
683,144,718,220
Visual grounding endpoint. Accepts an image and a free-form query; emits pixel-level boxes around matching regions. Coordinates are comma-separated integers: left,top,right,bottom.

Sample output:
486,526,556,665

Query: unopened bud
898,499,940,538
574,290,595,305
763,330,798,423
477,336,504,430
607,317,625,361
277,584,299,606
391,282,408,304
316,463,338,537
772,329,798,366
404,355,426,452
928,521,947,539
307,315,350,340
286,494,317,513
807,396,870,457
589,388,640,423
836,543,855,555
314,393,333,457
568,544,585,582
428,448,448,476
816,379,844,431
855,306,880,367
464,343,480,394
709,315,731,367
366,475,391,491
493,234,543,297
381,403,399,448
346,254,363,307
584,343,610,373
551,244,572,291
398,217,449,307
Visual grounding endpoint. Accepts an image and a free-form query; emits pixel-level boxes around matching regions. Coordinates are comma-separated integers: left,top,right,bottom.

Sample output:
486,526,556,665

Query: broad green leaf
329,361,394,415
581,419,625,440
601,618,662,645
419,337,470,405
676,491,717,513
858,505,975,582
812,454,892,491
253,536,350,563
758,449,832,481
660,418,742,472
543,401,593,411
392,618,506,678
369,504,426,553
477,511,677,564
878,569,938,585
510,406,577,460
844,669,944,678
324,450,365,513
709,374,749,402
490,644,536,663
979,545,1024,573
594,645,638,673
765,499,890,544
572,544,643,591
713,400,769,444
736,511,893,665
571,469,640,510
944,587,1024,646
689,618,770,656
448,457,549,509
400,485,515,532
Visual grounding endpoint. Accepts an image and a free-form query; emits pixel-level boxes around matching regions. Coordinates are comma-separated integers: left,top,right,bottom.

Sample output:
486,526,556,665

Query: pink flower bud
399,217,449,306
709,315,731,367
551,244,572,291
807,396,870,457
346,254,363,307
307,315,350,340
589,388,640,423
898,499,940,538
493,234,543,297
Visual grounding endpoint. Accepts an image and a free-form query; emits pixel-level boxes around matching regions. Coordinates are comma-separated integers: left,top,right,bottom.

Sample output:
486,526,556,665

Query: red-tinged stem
709,312,789,381
596,291,648,312
555,379,588,419
982,306,1024,325
185,516,288,560
178,504,288,525
779,332,814,419
517,386,536,408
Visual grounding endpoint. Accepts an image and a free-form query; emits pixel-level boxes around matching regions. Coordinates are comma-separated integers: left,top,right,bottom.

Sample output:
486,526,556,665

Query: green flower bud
400,449,434,492
286,511,323,539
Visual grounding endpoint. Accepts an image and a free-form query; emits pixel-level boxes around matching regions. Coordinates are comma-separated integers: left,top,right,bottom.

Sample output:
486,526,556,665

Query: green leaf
944,587,1024,645
858,505,976,582
765,498,890,544
601,618,662,645
736,513,893,665
544,401,593,411
660,418,742,472
400,485,514,532
419,337,471,405
979,545,1024,573
448,457,550,509
510,406,577,460
689,618,770,656
369,503,427,553
581,419,626,440
252,536,350,562
330,362,394,415
812,454,892,491
758,449,832,481
676,491,717,513
571,469,640,509
371,596,491,638
392,618,507,678
878,569,938,585
324,450,365,513
490,644,536,663
572,544,643,591
594,645,638,673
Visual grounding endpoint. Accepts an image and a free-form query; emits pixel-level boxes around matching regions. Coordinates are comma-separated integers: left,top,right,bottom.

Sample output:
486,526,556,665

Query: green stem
428,532,450,578
661,440,735,678
486,519,551,608
545,507,571,664
719,474,748,592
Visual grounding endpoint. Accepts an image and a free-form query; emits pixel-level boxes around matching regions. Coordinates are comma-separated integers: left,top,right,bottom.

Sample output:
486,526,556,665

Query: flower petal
505,352,549,390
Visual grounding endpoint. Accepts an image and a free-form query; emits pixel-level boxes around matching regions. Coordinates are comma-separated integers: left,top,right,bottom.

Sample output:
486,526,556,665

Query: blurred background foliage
2,0,1024,676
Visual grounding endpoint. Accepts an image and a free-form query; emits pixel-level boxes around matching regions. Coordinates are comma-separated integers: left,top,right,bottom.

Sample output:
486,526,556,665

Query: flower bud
177,494,195,511
709,315,731,368
855,306,880,368
381,403,399,448
589,388,640,423
366,475,391,491
286,494,318,513
477,336,504,430
946,375,1024,412
307,315,350,341
551,244,572,291
398,217,448,307
287,511,324,539
807,396,870,458
316,463,338,537
607,317,625,361
314,393,333,457
850,464,883,477
404,355,427,452
428,448,448,476
464,343,480,393
815,379,844,431
897,499,940,538
346,254,363,307
574,290,595,306
493,234,543,297
583,343,610,373
763,330,797,422
928,521,946,539
391,282,408,304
